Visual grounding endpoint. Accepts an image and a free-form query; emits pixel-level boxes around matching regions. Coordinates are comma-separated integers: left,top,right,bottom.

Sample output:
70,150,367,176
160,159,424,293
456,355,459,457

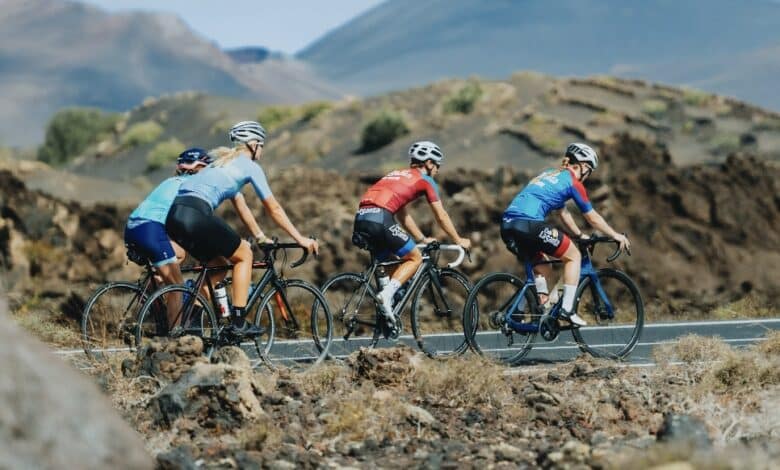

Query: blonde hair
209,145,250,168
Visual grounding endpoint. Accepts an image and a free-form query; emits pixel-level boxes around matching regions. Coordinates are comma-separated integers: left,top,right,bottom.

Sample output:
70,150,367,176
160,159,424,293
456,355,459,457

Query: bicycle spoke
82,283,143,360
321,273,381,357
411,269,471,358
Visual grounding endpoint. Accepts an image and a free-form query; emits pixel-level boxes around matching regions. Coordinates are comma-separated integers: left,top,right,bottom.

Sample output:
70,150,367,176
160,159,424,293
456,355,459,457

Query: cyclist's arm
261,195,307,244
230,193,267,241
582,209,621,239
559,207,585,237
429,201,465,243
396,206,426,242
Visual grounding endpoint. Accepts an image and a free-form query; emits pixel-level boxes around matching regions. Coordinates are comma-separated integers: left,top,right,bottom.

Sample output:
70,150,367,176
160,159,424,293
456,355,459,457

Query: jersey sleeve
569,176,593,213
239,156,273,200
419,174,440,203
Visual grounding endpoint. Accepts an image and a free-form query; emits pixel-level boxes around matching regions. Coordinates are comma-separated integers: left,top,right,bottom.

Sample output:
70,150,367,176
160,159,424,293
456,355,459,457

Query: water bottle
214,282,231,318
376,266,390,291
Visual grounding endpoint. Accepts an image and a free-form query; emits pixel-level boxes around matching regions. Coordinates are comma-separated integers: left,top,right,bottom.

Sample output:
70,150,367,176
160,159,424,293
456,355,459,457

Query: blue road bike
463,236,643,365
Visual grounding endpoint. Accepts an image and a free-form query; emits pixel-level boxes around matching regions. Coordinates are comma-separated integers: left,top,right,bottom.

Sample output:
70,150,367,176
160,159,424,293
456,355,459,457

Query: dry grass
298,362,352,396
320,383,406,441
13,309,81,346
410,356,512,407
711,294,778,320
653,334,732,365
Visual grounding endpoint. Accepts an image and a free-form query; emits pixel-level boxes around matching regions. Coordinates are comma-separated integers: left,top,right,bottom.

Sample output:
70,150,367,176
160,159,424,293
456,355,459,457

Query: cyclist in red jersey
353,141,471,336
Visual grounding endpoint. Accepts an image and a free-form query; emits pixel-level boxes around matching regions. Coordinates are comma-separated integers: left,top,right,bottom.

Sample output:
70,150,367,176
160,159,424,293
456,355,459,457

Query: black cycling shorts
352,206,415,260
500,218,571,261
165,196,241,262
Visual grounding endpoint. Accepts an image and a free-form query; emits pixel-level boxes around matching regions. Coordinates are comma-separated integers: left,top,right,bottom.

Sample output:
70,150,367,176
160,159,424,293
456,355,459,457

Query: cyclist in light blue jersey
166,121,318,338
124,148,211,328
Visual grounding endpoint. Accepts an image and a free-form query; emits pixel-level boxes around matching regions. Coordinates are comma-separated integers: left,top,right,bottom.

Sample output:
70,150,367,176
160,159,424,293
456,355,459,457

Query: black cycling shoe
381,315,402,341
230,319,267,339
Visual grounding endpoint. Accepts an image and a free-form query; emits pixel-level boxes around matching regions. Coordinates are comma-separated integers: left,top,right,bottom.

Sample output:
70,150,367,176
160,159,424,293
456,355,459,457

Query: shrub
710,132,741,155
121,120,163,148
146,138,185,171
641,99,669,118
300,101,332,122
257,105,295,131
682,87,712,107
358,110,409,153
38,107,120,165
444,81,483,114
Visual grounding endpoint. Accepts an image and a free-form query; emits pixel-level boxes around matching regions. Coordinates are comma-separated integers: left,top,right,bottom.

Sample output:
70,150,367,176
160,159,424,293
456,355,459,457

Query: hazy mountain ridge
0,0,340,146
299,0,780,109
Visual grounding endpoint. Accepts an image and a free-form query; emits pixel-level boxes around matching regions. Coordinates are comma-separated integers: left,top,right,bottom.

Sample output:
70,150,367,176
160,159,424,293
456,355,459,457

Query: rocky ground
87,332,780,469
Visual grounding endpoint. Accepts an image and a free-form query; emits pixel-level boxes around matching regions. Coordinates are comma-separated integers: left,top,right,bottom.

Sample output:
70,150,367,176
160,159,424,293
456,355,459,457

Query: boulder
0,296,153,469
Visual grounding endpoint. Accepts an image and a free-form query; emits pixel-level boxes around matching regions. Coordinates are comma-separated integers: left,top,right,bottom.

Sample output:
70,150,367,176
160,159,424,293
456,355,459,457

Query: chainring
539,313,560,341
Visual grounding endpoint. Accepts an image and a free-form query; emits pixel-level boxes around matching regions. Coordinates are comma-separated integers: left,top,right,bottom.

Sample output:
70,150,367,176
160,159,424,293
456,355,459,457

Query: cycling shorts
500,217,571,261
165,196,241,262
123,221,177,267
352,206,415,260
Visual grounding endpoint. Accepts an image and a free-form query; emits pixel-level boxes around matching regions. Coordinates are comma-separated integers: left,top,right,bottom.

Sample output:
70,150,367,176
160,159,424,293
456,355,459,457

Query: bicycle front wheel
255,279,332,369
321,272,381,357
571,268,644,359
463,272,539,365
410,268,471,359
82,282,144,360
135,284,218,348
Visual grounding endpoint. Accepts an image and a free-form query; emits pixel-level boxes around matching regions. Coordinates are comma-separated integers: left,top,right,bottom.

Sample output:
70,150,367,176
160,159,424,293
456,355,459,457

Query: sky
81,0,385,54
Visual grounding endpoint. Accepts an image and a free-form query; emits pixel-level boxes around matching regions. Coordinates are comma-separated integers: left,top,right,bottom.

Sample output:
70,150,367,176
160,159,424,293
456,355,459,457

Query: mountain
225,47,283,64
299,0,780,110
65,73,780,188
0,0,341,146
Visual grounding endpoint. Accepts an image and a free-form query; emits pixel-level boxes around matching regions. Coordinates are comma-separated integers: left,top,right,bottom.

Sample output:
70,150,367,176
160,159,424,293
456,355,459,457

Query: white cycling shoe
561,310,588,327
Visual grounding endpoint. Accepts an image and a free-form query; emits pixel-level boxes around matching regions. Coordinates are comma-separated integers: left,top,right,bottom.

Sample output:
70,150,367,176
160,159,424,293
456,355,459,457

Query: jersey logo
539,227,561,247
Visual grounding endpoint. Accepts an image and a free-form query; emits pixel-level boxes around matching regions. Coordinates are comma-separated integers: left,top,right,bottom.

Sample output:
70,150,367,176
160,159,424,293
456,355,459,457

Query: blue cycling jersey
177,153,273,209
127,176,187,229
504,168,593,221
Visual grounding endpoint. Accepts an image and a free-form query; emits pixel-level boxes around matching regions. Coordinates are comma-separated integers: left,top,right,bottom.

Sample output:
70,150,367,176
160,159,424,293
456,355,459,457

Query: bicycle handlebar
255,238,310,268
415,241,467,268
575,234,629,263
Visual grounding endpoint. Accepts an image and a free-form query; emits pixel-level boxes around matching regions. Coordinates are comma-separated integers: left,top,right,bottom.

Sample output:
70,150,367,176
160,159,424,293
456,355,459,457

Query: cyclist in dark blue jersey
124,148,211,328
501,143,630,326
166,121,318,338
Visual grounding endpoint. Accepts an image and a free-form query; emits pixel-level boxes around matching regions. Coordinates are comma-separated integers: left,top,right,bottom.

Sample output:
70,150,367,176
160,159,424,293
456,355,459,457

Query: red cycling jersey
359,168,440,214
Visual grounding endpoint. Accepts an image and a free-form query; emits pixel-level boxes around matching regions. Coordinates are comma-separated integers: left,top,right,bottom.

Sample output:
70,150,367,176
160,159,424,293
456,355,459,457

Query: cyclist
352,140,471,337
165,121,318,338
124,148,212,329
501,143,630,326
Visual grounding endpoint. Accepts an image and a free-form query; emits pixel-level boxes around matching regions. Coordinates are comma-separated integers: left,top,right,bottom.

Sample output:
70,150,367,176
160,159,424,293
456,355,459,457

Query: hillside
299,0,780,110
66,74,780,186
0,0,340,146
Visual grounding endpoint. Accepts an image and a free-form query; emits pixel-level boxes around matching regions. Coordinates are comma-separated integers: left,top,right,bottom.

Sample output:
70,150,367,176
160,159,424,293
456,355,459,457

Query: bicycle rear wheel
463,272,539,365
410,268,471,359
571,268,644,359
321,272,381,357
135,284,218,348
81,282,143,360
255,279,332,369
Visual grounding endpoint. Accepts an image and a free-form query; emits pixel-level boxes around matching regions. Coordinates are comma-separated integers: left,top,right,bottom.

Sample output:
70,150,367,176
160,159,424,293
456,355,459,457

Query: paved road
57,318,780,368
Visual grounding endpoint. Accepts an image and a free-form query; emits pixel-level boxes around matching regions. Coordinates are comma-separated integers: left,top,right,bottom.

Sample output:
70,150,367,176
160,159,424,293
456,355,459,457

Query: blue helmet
177,148,212,170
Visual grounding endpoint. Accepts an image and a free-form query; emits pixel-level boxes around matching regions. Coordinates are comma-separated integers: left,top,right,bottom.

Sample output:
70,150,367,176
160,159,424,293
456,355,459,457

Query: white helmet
565,143,599,170
408,141,444,165
229,120,266,144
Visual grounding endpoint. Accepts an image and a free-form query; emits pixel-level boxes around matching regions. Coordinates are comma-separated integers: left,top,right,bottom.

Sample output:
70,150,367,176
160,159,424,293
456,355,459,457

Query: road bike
135,240,332,370
463,236,643,365
321,241,470,359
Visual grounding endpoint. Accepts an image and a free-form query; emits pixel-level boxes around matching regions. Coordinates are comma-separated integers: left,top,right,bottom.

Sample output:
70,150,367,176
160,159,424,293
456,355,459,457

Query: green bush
641,99,669,119
257,105,296,131
121,120,164,148
146,138,185,171
300,101,332,122
444,82,483,114
38,108,119,165
359,110,409,153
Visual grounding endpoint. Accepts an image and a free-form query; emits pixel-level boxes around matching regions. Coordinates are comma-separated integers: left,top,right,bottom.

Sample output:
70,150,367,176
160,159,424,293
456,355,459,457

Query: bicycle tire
81,282,144,360
320,272,381,357
571,268,644,359
462,272,539,365
410,268,471,359
255,279,332,369
135,284,218,348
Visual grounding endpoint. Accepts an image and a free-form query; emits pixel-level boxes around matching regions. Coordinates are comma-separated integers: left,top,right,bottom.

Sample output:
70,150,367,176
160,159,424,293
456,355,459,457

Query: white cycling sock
379,279,402,318
562,284,577,312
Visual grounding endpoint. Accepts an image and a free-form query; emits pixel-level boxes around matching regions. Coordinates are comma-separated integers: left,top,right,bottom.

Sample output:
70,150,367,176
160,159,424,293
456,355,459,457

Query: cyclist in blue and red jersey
353,141,471,337
124,148,212,328
501,143,630,326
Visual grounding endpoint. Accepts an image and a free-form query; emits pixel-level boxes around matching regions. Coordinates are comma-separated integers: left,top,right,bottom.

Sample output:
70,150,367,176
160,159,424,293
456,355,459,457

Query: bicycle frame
503,241,616,334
